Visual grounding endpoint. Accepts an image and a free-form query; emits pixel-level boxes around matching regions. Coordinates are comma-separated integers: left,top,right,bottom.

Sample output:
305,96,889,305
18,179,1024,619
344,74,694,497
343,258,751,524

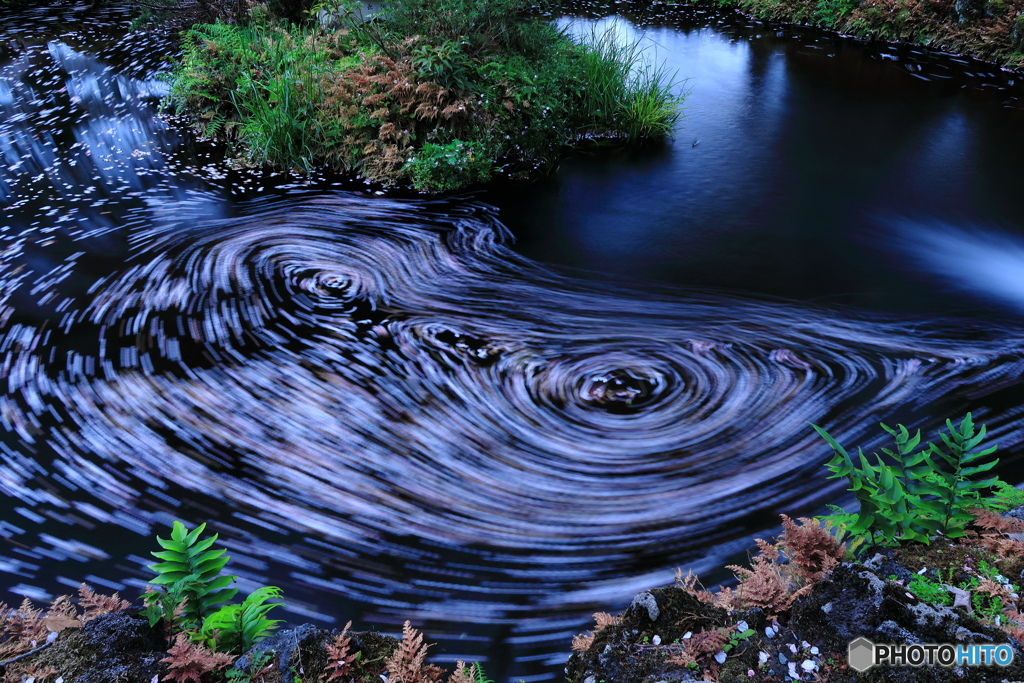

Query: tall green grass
574,26,687,139
166,23,357,171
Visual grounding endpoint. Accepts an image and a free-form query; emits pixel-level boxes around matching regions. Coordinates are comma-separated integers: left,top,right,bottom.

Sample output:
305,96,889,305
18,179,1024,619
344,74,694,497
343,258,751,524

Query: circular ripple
2,194,1024,626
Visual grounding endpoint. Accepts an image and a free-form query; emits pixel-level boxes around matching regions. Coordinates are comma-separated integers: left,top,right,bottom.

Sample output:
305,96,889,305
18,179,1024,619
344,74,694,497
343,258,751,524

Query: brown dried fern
725,539,794,613
445,661,482,683
674,568,718,604
325,620,357,681
160,632,234,683
571,611,623,652
666,627,730,677
321,44,476,184
78,583,131,620
776,515,846,583
384,621,444,683
0,598,49,659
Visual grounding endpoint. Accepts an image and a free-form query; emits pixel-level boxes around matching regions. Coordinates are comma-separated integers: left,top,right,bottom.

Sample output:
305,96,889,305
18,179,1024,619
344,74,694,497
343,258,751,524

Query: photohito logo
848,637,1015,671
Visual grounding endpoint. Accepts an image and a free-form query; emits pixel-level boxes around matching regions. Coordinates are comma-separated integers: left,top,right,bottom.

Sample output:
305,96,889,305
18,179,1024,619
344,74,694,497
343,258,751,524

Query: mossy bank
160,0,686,193
681,0,1024,69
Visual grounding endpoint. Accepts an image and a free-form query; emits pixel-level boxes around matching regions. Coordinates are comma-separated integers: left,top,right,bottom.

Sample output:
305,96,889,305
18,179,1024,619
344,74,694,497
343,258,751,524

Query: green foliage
403,140,491,192
226,651,274,682
166,22,356,170
903,560,1019,620
572,27,685,139
722,627,756,653
143,521,238,629
812,0,860,27
812,413,1002,551
411,39,473,92
969,478,1024,513
472,663,495,683
906,573,954,606
143,521,284,655
165,0,686,191
199,586,285,655
378,0,559,57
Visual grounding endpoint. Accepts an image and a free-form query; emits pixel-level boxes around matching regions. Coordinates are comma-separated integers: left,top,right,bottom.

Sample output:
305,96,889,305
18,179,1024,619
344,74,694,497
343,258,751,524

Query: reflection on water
496,10,1024,319
3,3,1024,682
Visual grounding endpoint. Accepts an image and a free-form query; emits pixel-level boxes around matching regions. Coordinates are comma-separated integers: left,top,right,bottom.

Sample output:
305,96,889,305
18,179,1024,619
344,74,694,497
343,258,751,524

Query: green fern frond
144,521,238,629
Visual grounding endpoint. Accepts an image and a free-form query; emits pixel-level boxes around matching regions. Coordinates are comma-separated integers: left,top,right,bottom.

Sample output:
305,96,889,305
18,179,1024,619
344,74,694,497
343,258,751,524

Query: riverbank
565,512,1024,682
685,0,1024,69
6,505,1024,682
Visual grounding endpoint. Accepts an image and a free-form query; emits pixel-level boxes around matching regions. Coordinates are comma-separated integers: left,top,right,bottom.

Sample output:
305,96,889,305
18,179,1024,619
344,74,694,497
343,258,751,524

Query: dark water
3,3,1024,682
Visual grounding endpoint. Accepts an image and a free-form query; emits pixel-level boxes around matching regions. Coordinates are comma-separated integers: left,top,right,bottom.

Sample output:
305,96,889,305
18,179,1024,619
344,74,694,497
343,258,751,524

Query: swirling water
4,3,1024,681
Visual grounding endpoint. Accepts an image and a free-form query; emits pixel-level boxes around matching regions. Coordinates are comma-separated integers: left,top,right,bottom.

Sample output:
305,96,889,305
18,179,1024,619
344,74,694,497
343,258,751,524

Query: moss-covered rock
24,609,167,683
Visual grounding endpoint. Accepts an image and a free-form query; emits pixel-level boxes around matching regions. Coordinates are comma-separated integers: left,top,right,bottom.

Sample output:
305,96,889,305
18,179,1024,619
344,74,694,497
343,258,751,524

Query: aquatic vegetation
574,26,686,139
164,0,686,190
812,414,1003,551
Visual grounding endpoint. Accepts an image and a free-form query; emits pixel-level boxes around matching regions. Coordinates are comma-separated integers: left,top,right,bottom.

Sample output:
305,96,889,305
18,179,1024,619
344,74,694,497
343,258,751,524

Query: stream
3,2,1024,680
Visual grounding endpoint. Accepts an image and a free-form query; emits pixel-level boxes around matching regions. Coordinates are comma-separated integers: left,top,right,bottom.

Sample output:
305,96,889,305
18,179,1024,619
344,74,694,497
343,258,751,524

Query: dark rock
789,563,1024,682
567,587,733,683
1004,504,1024,520
28,609,167,683
954,0,985,22
234,623,400,681
234,623,333,679
629,590,661,622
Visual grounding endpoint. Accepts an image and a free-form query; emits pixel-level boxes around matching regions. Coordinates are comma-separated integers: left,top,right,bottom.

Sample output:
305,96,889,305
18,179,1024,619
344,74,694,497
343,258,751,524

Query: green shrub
812,0,860,27
812,414,1003,552
404,140,491,192
198,586,285,655
378,0,560,57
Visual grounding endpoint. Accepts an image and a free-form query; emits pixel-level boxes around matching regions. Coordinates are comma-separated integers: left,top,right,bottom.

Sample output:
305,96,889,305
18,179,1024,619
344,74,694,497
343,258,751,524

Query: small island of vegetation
158,0,686,192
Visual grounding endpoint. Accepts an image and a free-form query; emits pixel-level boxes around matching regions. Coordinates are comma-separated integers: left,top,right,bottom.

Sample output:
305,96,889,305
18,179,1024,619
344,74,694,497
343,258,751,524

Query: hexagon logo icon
848,637,875,672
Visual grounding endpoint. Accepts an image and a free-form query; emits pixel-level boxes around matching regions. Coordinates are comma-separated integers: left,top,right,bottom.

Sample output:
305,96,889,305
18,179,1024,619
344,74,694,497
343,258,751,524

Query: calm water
2,3,1024,681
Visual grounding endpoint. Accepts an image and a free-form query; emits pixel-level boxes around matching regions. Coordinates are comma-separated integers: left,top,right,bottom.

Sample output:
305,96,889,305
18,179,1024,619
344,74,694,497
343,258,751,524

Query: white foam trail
893,219,1024,314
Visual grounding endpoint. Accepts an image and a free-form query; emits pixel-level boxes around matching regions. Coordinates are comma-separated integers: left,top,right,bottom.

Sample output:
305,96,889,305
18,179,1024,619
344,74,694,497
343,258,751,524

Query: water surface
2,3,1024,681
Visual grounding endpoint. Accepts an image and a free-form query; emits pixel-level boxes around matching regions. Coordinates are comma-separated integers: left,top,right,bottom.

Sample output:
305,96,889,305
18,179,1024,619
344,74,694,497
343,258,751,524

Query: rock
234,623,400,681
25,609,166,683
954,0,985,22
630,591,660,622
788,563,1024,681
566,587,732,683
235,623,333,678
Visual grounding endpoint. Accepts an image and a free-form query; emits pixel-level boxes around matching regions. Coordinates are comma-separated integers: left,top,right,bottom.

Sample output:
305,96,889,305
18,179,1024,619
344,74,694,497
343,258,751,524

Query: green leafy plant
812,413,1002,550
198,586,285,655
403,140,491,192
906,573,954,606
165,0,686,192
722,626,755,653
226,651,274,682
143,521,285,654
469,663,494,683
143,521,239,629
